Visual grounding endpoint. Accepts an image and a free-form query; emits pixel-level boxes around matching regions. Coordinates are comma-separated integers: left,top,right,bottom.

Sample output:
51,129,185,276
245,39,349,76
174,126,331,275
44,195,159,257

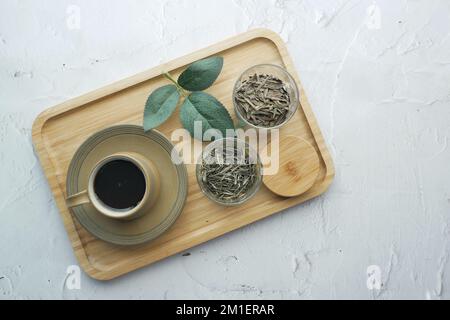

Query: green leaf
180,92,235,141
143,85,180,131
178,56,223,91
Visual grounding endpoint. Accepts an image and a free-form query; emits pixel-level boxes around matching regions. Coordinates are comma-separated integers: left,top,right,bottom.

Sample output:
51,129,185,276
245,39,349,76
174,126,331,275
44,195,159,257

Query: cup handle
66,190,90,208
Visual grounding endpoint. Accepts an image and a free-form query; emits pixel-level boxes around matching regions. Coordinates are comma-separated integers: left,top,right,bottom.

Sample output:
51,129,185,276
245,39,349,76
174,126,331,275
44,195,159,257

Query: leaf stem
163,72,188,97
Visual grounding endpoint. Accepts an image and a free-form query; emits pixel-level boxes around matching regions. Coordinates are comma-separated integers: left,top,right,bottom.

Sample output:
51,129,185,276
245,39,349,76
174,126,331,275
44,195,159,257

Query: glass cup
196,137,263,206
233,64,299,130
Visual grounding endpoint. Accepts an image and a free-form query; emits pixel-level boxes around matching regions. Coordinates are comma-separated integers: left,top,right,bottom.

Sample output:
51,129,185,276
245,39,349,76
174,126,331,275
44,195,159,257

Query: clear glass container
233,64,299,129
196,137,263,206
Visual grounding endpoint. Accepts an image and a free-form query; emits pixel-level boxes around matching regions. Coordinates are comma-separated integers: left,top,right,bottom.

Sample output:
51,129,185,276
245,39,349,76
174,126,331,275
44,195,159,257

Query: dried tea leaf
234,74,291,128
200,141,258,202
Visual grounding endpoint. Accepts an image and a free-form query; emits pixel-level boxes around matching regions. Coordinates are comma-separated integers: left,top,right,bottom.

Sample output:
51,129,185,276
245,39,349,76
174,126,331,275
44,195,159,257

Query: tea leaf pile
234,74,290,127
200,144,258,202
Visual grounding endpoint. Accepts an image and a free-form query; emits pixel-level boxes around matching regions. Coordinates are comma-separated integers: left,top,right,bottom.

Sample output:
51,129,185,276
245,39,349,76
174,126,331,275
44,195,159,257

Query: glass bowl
233,64,299,129
196,137,263,206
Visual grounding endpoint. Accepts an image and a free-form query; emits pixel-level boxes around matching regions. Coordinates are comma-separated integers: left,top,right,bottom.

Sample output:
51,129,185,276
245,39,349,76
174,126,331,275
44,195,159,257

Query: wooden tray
32,29,334,280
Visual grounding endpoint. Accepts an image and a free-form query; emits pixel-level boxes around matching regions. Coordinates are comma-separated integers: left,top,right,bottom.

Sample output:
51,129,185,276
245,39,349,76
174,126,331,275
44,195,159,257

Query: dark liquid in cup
94,160,146,210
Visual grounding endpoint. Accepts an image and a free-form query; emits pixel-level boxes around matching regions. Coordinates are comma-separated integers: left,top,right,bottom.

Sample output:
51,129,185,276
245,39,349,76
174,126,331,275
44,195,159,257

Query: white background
1,0,449,299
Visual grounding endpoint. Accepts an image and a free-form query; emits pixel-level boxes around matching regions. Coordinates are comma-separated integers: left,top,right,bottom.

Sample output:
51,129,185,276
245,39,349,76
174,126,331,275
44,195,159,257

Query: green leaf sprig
143,56,234,141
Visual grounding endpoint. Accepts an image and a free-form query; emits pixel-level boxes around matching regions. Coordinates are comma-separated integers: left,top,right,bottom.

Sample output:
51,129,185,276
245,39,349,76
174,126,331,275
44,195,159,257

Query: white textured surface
1,0,449,300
